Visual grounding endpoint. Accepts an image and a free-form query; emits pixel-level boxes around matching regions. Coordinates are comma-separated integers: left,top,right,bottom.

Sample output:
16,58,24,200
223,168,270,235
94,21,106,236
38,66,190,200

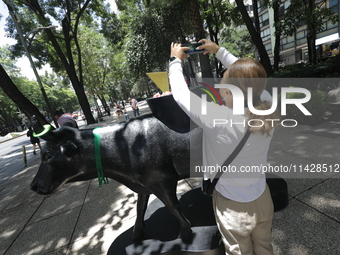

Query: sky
0,0,118,80
0,1,35,79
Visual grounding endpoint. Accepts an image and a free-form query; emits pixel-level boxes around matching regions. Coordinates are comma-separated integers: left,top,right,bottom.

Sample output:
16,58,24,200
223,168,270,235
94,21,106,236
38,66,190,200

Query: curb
0,133,27,144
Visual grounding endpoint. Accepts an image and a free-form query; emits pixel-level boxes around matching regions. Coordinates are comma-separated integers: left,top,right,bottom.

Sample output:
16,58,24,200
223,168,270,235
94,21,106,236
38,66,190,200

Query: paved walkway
0,100,339,255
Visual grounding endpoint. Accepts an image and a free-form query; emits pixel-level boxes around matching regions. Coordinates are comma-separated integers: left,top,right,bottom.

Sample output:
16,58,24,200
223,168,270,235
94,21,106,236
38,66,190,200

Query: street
0,118,86,189
0,135,44,188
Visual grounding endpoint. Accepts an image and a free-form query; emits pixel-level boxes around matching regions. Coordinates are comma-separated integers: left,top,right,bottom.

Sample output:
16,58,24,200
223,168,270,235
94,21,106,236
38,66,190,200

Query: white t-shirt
169,47,274,202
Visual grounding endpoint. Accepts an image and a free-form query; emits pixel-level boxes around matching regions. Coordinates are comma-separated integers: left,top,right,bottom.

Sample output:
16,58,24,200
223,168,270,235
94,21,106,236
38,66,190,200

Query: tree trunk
235,0,273,75
0,64,48,125
253,0,261,33
21,0,96,124
311,33,317,64
303,0,317,64
0,107,9,127
307,33,317,64
273,0,281,71
98,95,110,115
188,0,213,78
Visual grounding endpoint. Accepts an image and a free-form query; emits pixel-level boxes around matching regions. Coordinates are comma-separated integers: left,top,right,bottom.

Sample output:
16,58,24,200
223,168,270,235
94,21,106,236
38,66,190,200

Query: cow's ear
53,126,76,138
60,142,78,157
38,126,76,142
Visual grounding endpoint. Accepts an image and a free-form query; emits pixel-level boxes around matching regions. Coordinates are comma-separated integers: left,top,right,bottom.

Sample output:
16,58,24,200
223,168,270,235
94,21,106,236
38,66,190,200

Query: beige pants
213,185,274,255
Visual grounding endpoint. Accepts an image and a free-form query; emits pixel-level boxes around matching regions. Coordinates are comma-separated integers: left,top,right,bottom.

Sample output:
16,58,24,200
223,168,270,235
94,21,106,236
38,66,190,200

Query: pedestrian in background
27,126,42,155
129,98,140,117
54,109,79,128
123,109,130,121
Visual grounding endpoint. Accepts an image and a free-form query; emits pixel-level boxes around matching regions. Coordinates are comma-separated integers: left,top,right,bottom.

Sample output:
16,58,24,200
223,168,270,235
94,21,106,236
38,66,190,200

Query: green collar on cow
33,124,52,137
93,127,109,187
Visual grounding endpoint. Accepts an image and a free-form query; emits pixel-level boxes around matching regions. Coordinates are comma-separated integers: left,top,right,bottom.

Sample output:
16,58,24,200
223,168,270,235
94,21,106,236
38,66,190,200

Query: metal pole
3,0,59,128
187,57,198,88
22,145,27,167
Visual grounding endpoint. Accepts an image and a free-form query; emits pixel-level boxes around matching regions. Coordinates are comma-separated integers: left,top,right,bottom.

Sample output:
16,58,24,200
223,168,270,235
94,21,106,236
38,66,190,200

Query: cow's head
30,116,90,194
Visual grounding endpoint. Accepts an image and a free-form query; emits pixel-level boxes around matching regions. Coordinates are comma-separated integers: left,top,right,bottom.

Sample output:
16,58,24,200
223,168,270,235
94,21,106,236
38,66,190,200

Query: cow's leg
132,193,149,241
155,183,193,243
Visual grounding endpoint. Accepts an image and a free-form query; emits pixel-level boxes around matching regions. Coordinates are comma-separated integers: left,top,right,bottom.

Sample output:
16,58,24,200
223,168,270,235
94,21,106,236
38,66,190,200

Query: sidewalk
0,101,339,255
0,131,27,144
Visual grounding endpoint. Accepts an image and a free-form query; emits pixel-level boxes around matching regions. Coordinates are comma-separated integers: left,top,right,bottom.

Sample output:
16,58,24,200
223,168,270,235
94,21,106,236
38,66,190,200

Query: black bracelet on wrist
169,56,177,62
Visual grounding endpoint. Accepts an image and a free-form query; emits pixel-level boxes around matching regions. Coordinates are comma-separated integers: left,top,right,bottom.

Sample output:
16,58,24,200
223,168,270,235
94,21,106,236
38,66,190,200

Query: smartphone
182,42,205,55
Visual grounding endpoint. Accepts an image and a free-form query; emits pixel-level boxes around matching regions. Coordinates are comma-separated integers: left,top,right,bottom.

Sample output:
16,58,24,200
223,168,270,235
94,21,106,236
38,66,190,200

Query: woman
169,39,279,255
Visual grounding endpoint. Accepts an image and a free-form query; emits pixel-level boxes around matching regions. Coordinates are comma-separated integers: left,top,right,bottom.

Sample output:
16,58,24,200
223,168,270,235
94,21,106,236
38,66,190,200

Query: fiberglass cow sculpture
30,113,202,243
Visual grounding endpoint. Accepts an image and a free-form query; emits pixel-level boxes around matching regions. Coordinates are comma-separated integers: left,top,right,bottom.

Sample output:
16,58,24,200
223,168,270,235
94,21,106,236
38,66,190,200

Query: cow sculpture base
107,175,288,255
107,187,225,255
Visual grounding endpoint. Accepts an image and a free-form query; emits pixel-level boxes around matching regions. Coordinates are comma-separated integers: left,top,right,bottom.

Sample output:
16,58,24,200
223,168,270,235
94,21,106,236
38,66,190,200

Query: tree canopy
1,0,338,133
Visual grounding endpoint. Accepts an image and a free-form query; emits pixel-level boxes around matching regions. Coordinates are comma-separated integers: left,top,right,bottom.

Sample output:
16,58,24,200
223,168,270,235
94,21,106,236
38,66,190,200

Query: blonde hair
222,58,280,136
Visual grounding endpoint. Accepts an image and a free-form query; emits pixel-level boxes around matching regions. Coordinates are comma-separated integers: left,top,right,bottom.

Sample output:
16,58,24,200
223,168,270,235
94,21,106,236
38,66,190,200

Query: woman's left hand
170,43,190,61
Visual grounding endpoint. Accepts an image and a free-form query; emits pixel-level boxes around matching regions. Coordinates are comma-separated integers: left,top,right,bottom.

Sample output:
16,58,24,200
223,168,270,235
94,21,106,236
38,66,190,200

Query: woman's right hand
197,39,220,55
170,43,190,61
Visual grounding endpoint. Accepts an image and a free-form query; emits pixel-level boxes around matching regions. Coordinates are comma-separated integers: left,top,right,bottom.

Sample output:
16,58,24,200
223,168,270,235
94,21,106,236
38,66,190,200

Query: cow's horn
31,115,56,141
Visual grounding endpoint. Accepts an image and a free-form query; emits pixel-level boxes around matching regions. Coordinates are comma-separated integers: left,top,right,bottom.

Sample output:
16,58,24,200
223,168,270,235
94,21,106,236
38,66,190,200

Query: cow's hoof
180,227,195,244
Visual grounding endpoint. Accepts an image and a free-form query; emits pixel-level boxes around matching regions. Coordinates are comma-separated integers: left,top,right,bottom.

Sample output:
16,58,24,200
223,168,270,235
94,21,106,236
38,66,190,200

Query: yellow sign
146,72,169,92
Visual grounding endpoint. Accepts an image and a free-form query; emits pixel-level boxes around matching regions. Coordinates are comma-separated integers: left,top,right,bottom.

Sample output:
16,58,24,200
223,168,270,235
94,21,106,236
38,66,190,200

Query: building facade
257,0,340,65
